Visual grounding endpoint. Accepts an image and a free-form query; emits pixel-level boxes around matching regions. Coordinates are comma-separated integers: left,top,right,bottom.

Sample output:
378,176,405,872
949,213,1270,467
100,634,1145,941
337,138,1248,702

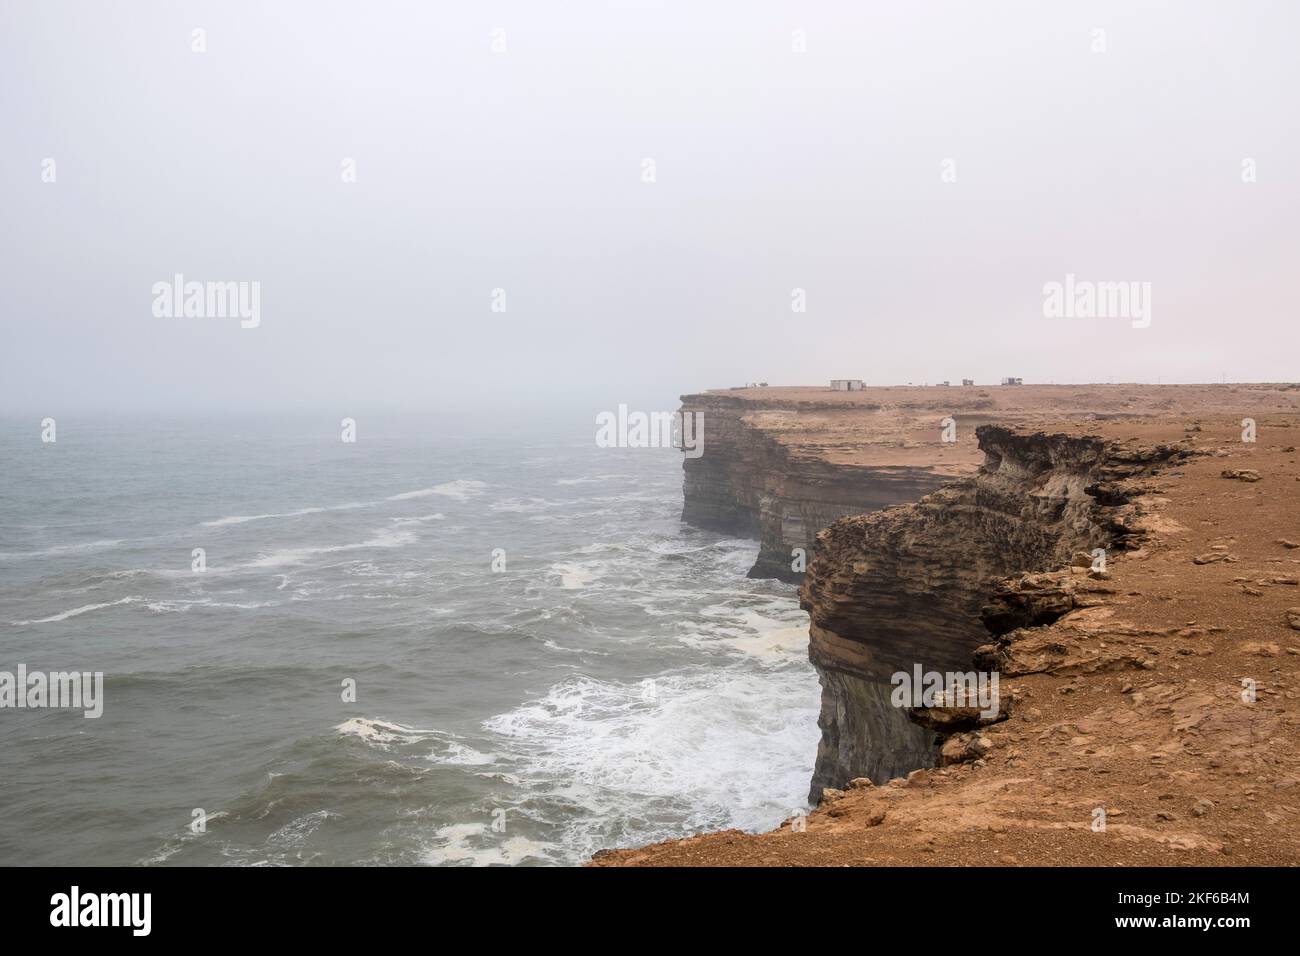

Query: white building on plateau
830,379,865,391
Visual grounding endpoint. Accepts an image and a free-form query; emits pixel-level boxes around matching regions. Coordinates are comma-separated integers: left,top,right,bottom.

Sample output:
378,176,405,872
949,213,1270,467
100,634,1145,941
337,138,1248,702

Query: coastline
593,383,1300,866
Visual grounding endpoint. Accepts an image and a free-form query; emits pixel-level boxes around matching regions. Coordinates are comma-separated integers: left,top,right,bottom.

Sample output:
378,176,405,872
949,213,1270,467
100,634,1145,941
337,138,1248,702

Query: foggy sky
2,1,1297,415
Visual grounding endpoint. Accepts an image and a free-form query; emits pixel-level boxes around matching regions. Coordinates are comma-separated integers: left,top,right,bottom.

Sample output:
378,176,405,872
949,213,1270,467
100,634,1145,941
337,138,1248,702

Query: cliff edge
593,383,1300,866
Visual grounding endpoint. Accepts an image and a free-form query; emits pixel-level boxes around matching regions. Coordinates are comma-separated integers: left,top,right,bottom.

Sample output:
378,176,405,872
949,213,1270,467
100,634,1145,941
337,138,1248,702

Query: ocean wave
0,539,125,561
10,596,139,625
435,741,497,766
335,718,496,768
549,562,598,589
420,822,556,867
488,497,560,514
718,625,809,661
266,809,339,848
243,528,416,569
144,598,278,613
480,668,820,857
201,502,371,528
386,480,487,502
200,479,481,528
553,474,630,486
335,717,432,745
388,513,445,527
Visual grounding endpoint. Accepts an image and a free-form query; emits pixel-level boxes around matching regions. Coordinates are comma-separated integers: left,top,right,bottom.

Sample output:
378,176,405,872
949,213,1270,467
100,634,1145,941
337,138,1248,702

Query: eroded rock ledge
800,425,1187,799
679,391,975,581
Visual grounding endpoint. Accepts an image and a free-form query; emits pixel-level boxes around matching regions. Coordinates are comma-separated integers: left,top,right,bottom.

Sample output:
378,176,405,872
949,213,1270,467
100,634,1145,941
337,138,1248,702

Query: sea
0,409,820,865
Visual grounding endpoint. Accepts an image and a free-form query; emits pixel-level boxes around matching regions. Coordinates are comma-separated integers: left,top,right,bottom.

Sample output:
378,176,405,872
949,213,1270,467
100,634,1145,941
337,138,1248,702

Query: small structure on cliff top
962,378,975,386
1001,377,1024,385
830,379,865,391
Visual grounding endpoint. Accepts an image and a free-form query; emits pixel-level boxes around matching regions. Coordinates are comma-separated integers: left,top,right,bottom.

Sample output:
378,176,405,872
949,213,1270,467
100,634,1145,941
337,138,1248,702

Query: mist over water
0,409,818,865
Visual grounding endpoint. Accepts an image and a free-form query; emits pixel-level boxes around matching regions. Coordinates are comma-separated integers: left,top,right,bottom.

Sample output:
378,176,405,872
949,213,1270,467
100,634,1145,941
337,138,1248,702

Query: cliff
679,390,978,581
595,383,1300,866
800,425,1185,797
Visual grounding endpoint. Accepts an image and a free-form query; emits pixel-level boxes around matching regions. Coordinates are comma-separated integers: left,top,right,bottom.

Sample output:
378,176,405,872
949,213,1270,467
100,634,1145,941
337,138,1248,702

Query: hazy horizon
3,0,1298,415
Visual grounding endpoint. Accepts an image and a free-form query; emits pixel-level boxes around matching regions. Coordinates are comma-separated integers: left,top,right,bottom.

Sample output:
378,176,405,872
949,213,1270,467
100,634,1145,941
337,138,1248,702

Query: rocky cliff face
679,392,965,582
603,391,1300,867
799,426,1185,800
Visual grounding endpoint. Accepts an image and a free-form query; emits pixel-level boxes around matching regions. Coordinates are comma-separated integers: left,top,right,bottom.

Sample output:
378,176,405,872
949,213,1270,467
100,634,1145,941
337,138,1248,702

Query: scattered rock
1278,539,1300,550
865,806,887,827
1194,552,1238,565
1221,469,1262,482
940,732,991,766
1192,799,1214,818
820,788,845,804
847,777,875,790
1242,642,1282,657
1286,608,1300,631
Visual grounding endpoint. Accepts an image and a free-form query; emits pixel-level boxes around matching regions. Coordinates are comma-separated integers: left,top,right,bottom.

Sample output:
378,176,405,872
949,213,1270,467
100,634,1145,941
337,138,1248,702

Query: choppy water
0,412,819,865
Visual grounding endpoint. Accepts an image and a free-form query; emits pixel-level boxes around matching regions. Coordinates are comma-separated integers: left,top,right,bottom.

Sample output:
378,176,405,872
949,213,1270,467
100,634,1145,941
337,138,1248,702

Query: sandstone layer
678,390,972,581
678,383,1294,581
801,426,1185,797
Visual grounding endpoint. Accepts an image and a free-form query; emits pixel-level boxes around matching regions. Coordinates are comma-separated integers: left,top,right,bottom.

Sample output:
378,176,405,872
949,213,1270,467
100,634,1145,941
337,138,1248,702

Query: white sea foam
388,513,445,527
0,539,125,561
386,480,486,502
434,742,497,766
201,502,370,527
482,667,820,855
335,717,434,746
11,596,138,625
550,562,597,589
243,528,416,569
266,809,338,848
489,497,559,514
720,624,809,661
554,474,629,486
143,599,277,613
420,823,555,866
201,481,478,528
336,718,495,769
